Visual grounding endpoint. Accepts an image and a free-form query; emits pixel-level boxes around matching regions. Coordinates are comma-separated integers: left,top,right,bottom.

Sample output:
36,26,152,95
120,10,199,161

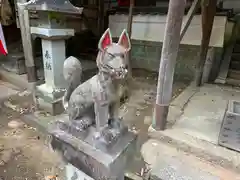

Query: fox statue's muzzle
111,66,128,79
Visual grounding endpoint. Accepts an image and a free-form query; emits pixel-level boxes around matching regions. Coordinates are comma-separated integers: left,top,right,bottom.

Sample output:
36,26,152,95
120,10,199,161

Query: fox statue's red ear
98,28,112,51
118,29,131,52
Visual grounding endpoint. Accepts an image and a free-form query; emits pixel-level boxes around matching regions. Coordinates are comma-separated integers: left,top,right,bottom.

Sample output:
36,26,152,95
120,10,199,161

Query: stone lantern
20,0,83,115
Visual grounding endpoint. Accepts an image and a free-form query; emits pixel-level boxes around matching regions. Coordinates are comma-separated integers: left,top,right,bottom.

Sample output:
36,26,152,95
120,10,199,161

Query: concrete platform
141,139,240,180
146,83,240,179
172,83,240,144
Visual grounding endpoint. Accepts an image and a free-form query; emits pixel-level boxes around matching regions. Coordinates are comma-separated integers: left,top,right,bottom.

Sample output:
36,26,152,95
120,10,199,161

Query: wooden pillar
98,0,104,36
195,0,217,86
17,0,38,82
153,0,186,130
127,0,134,77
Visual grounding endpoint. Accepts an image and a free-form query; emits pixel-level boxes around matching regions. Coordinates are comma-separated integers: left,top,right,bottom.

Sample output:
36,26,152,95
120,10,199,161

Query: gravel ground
0,107,64,180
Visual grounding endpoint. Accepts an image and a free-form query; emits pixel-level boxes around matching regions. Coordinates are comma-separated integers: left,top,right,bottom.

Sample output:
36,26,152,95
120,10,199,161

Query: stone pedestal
31,26,75,115
49,116,137,180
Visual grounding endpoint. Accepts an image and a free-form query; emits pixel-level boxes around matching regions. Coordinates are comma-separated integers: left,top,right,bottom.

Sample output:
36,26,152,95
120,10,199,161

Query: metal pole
195,0,217,86
153,0,186,130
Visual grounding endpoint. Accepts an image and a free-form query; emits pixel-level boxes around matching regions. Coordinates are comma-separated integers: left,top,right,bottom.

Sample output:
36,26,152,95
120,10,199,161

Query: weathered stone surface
148,84,240,176
130,41,223,82
48,29,137,180
219,100,240,152
50,126,137,180
141,139,240,180
66,163,94,180
150,155,219,180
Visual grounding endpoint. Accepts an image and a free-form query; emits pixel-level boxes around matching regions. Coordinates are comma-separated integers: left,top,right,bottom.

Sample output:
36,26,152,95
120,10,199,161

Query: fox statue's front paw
77,118,92,130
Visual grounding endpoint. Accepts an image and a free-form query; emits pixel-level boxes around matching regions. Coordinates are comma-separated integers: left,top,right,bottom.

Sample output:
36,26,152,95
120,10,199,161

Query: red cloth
0,40,7,55
117,0,130,6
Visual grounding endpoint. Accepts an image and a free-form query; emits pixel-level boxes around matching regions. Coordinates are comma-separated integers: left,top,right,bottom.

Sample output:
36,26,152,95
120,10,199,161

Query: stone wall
129,40,223,82
109,14,226,82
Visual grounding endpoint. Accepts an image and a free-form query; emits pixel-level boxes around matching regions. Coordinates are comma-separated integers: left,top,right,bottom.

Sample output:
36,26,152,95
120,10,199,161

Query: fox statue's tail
62,56,82,110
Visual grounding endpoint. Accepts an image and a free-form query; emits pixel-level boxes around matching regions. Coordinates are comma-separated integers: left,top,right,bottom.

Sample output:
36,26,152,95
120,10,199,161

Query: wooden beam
195,0,217,86
153,0,186,130
17,0,38,82
180,0,201,41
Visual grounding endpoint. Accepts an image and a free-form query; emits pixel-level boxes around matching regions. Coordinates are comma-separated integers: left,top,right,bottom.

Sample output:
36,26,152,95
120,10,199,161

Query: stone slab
148,84,240,173
219,100,240,152
21,111,67,134
1,52,26,75
0,67,44,90
173,84,240,144
31,27,75,39
35,84,65,101
50,125,137,180
151,156,219,180
35,96,65,116
149,127,240,173
141,139,240,180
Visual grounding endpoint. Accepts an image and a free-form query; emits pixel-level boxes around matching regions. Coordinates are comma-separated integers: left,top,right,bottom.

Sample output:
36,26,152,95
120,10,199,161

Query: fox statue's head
96,28,131,80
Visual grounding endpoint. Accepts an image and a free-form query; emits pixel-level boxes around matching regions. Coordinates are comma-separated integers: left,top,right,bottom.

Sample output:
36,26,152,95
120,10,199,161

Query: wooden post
98,0,104,36
180,0,201,41
17,0,38,82
215,22,238,84
127,0,134,77
153,0,186,130
195,0,217,86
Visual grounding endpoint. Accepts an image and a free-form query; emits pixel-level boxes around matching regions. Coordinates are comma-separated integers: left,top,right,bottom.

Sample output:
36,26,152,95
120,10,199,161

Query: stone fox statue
62,28,131,132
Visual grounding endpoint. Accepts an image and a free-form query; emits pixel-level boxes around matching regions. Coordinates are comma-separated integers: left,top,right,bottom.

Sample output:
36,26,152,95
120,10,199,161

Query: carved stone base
35,97,64,116
49,117,137,180
35,84,65,115
54,116,129,151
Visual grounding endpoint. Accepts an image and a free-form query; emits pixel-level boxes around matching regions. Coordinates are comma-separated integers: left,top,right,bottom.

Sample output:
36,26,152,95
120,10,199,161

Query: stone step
148,128,240,175
233,44,240,53
141,138,240,180
1,52,26,75
229,60,240,70
226,77,240,86
0,67,44,90
0,58,97,90
228,69,240,80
